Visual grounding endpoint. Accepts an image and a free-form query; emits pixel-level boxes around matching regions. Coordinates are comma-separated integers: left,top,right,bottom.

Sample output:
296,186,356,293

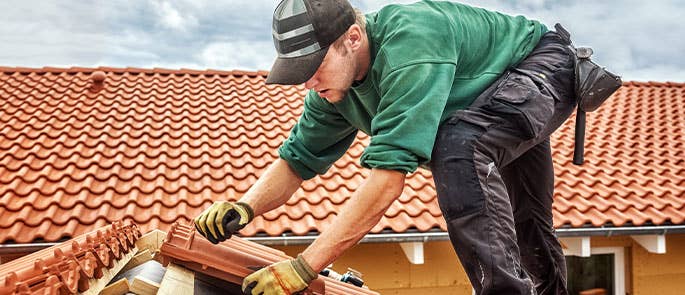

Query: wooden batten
99,278,130,295
158,263,195,295
130,276,161,295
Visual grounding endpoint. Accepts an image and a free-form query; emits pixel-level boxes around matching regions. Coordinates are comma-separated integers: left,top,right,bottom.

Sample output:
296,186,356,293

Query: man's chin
324,97,344,104
323,91,348,104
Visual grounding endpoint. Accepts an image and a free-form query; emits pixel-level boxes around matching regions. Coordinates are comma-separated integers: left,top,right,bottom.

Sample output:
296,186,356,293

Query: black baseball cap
266,0,356,85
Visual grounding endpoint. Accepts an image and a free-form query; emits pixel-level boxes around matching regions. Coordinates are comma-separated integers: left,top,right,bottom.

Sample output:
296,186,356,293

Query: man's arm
301,168,406,271
240,168,405,294
194,158,303,244
240,158,303,216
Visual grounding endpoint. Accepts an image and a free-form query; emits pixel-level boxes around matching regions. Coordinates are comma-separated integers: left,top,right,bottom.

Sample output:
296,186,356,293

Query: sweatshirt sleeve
360,62,456,173
278,90,358,180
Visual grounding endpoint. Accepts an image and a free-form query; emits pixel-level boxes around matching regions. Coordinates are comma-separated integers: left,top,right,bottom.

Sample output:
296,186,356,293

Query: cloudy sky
1,0,683,82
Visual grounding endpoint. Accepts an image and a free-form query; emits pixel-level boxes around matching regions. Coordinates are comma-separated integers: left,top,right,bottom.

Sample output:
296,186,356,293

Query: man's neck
354,33,371,82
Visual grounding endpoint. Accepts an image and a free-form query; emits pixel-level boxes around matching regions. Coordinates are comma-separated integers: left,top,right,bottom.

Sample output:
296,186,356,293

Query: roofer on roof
195,0,581,294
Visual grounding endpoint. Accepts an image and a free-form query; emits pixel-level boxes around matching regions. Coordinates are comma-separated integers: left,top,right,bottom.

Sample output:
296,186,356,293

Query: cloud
0,0,683,81
197,40,275,71
627,65,685,82
150,0,199,32
350,0,415,11
354,0,685,82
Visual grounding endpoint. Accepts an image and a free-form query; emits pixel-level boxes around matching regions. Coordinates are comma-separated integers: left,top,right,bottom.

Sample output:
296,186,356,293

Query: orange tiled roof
0,66,683,244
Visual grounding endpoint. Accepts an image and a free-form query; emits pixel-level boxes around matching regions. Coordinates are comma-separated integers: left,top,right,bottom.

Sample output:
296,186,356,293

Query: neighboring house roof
0,66,683,244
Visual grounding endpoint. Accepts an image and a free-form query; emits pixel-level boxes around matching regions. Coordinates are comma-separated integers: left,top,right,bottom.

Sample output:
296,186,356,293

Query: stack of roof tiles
0,67,683,244
0,220,376,295
160,221,378,295
0,222,140,294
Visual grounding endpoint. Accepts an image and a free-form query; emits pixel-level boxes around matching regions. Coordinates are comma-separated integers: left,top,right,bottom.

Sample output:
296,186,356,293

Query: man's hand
242,254,317,295
193,201,254,244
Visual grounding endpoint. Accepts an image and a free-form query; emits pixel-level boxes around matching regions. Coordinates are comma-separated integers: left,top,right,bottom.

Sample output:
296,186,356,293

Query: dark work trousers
430,28,576,295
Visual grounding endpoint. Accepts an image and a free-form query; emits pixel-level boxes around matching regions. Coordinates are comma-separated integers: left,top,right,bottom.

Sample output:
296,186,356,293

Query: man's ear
346,24,363,52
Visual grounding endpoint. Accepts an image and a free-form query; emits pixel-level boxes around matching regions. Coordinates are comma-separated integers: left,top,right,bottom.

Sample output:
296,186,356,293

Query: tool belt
554,24,622,164
571,46,623,113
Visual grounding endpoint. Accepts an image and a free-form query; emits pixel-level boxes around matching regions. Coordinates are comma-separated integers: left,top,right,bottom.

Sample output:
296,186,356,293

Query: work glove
193,201,254,244
242,254,317,295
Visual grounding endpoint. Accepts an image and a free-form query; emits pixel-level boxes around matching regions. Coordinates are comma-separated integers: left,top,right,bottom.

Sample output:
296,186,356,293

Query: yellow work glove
193,201,253,244
242,254,318,295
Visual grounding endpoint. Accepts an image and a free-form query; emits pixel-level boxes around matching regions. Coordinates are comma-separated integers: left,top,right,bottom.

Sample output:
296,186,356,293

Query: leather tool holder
569,44,622,165
573,46,623,113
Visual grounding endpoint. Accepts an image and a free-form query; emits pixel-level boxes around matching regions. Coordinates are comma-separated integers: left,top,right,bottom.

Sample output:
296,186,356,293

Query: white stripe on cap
275,0,307,20
272,24,314,41
279,42,322,58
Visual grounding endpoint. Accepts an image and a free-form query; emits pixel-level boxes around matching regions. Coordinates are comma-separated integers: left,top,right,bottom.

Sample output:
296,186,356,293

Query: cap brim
266,47,329,85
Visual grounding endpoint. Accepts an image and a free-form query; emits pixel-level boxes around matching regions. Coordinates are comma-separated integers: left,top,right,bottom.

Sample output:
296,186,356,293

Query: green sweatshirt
278,0,547,180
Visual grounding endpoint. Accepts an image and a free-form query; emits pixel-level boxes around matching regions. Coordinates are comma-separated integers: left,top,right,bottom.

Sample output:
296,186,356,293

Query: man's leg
431,112,539,294
430,29,575,294
501,139,568,295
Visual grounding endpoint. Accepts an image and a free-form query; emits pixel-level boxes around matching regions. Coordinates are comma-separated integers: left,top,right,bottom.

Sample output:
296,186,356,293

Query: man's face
304,43,357,104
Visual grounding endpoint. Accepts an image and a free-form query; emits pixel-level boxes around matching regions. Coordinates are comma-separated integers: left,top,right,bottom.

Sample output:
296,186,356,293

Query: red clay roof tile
0,67,684,244
0,221,140,294
159,221,378,295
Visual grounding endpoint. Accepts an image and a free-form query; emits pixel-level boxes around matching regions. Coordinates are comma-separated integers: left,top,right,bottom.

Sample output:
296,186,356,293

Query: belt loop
554,23,572,44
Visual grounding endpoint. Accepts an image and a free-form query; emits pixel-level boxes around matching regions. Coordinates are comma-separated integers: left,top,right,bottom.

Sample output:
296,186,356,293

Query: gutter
245,224,685,246
247,231,452,246
555,224,685,237
4,225,685,252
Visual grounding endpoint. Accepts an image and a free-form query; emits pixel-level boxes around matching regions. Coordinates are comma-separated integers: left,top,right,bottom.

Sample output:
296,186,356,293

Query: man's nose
304,74,319,89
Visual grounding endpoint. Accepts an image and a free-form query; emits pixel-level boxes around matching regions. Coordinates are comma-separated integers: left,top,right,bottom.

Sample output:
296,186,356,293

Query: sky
1,0,683,82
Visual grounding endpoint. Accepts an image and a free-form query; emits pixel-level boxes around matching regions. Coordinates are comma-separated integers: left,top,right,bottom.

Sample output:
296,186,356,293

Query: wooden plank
135,230,167,254
120,249,154,273
130,276,160,295
158,263,194,295
99,278,130,295
82,248,138,295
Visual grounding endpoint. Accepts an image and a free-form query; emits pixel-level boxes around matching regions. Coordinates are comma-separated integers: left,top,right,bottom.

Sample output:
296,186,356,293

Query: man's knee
431,120,489,220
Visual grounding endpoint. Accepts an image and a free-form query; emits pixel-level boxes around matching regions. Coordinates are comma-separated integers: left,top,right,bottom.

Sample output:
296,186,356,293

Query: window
567,253,613,294
565,247,625,295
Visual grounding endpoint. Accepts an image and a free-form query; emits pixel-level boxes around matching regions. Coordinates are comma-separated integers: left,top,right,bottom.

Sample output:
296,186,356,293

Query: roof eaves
245,224,685,245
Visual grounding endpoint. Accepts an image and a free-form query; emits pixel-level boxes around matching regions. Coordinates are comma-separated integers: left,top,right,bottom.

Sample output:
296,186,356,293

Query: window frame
469,246,626,295
576,246,626,295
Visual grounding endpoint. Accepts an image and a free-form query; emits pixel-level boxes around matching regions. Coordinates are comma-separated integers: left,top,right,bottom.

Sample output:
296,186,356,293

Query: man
195,0,577,294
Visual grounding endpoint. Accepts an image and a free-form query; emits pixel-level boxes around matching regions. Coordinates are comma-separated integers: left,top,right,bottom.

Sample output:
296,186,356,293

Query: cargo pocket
431,119,487,220
487,72,554,140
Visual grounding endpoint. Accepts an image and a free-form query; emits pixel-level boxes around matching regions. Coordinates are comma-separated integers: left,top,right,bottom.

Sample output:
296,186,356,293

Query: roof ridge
0,66,270,77
623,81,685,87
3,67,685,85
